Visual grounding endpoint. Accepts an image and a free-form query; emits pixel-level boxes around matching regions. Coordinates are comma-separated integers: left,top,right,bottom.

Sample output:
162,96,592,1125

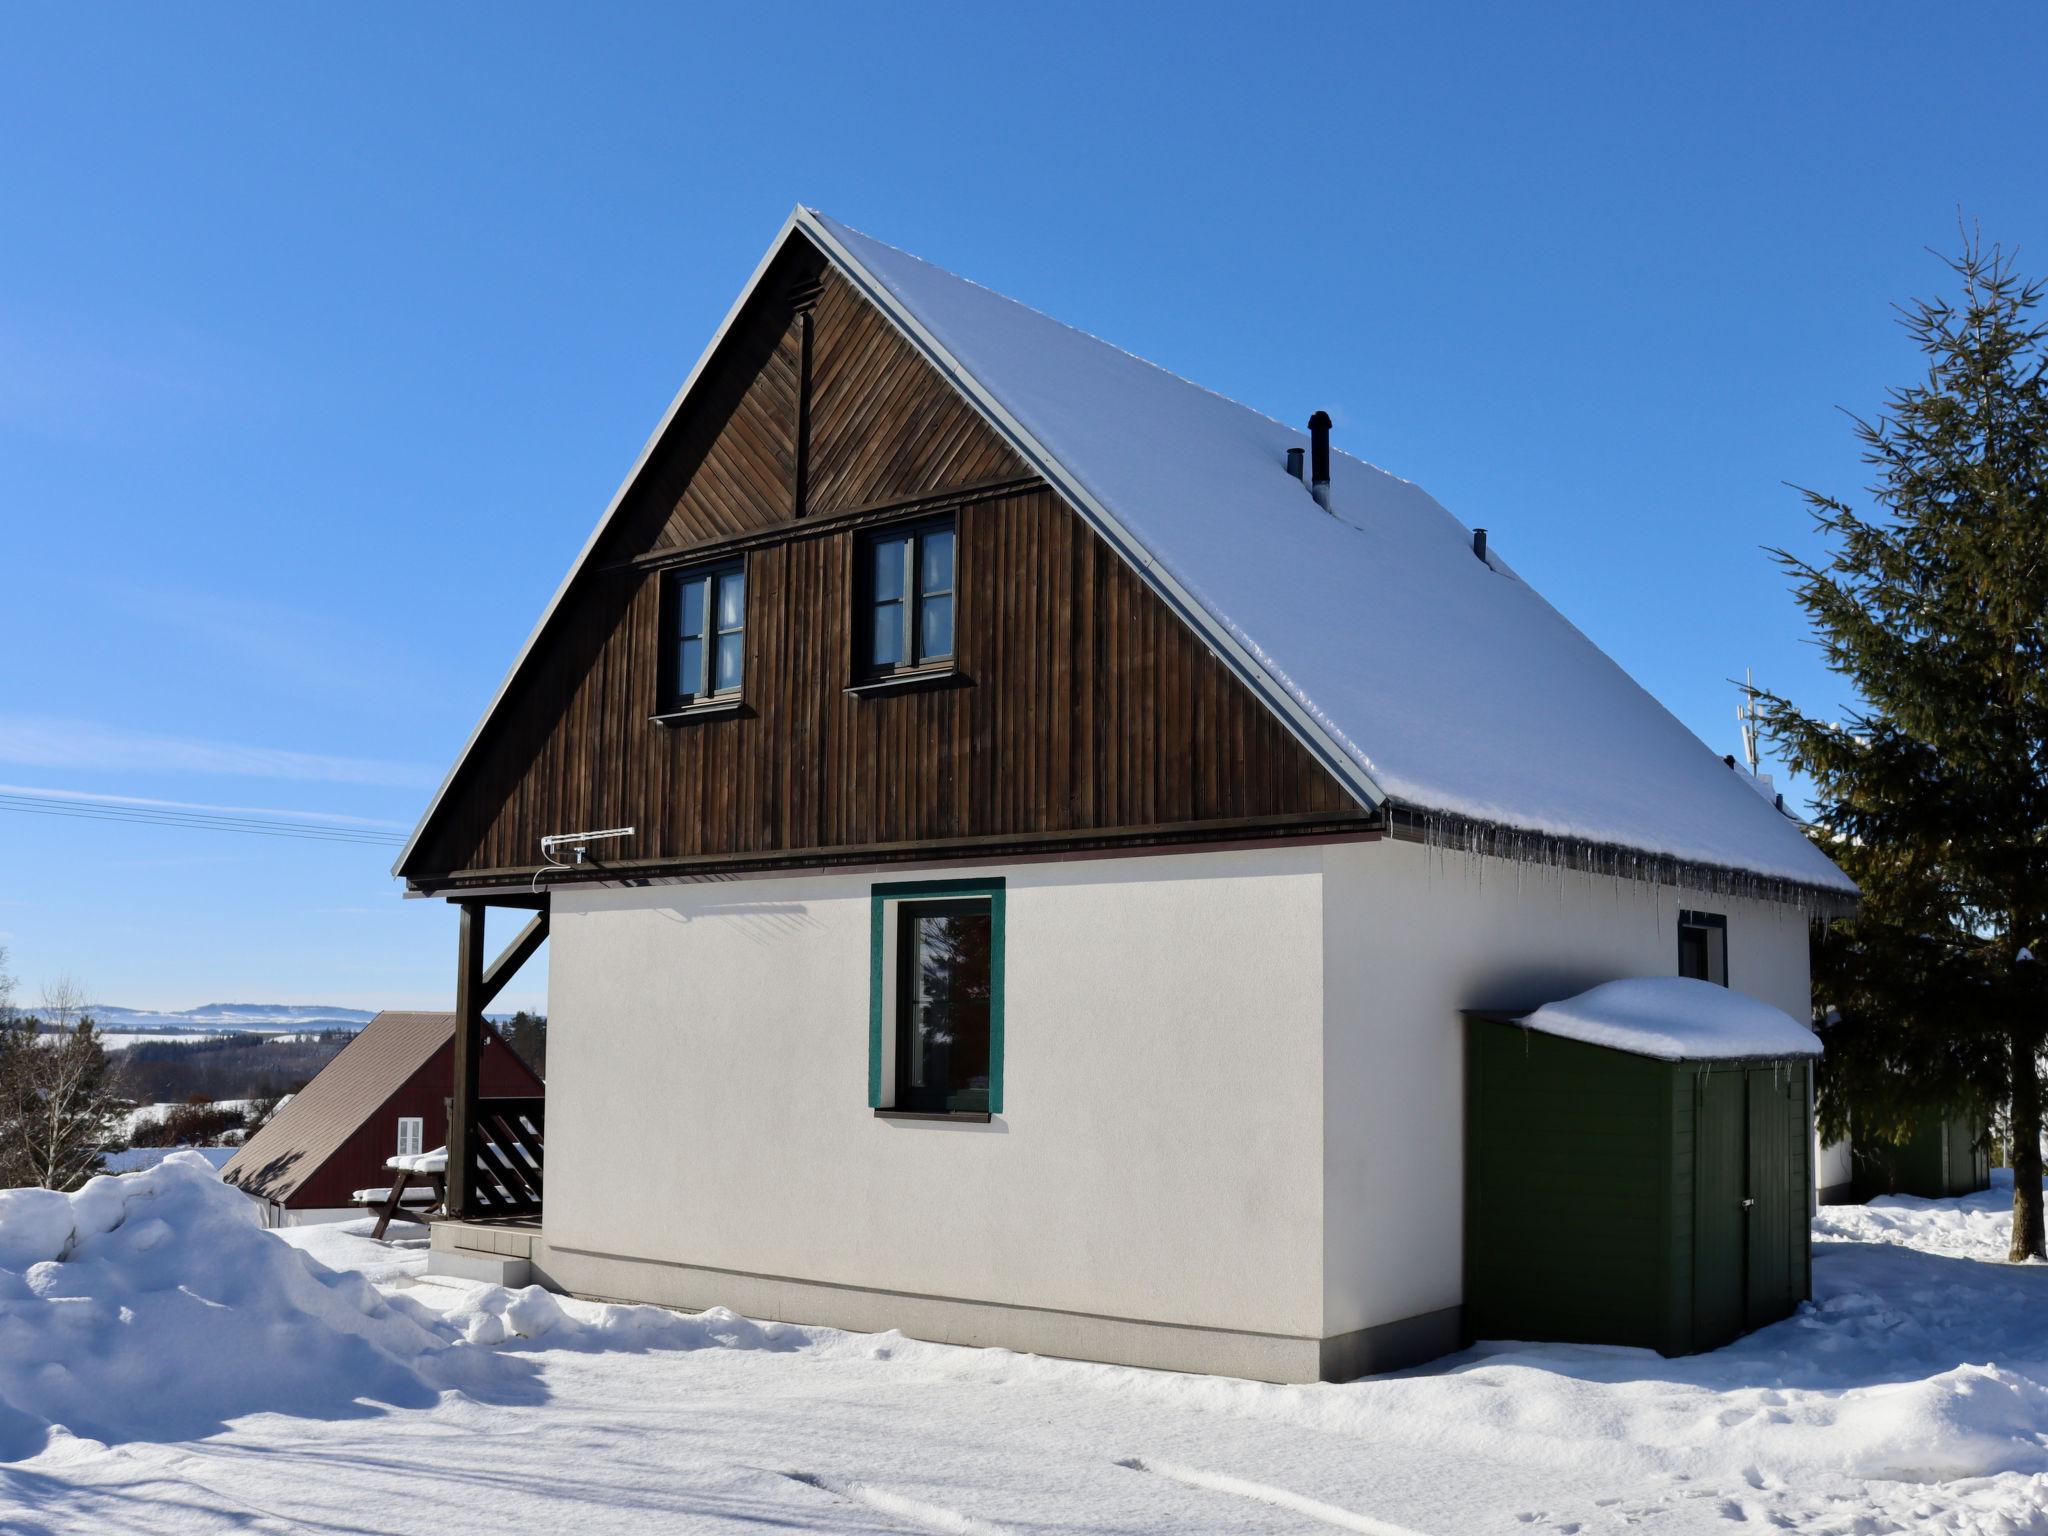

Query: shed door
1744,1069,1802,1328
1693,1070,1748,1348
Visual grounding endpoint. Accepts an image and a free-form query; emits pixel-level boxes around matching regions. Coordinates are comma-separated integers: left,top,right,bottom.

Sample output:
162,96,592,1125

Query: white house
395,209,1856,1382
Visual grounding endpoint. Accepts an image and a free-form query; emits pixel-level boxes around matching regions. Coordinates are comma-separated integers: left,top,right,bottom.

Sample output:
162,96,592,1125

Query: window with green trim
869,878,1004,1116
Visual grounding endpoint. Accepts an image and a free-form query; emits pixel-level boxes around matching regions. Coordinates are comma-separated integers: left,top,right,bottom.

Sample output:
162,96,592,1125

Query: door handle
1741,1198,1756,1210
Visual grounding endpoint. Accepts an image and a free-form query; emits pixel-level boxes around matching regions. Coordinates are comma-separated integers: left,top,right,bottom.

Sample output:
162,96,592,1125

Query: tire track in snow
1116,1456,1435,1536
780,1470,1021,1535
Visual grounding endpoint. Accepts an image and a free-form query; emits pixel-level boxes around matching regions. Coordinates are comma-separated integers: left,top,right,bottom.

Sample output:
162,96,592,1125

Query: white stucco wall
544,847,1326,1338
1319,838,1814,1338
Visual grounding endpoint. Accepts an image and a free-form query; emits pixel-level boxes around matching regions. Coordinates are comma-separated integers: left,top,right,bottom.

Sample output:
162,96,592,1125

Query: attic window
660,558,746,713
855,517,956,683
1678,910,1728,987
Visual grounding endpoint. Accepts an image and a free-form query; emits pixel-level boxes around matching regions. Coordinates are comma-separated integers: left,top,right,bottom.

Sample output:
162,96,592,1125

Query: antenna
1737,669,1761,776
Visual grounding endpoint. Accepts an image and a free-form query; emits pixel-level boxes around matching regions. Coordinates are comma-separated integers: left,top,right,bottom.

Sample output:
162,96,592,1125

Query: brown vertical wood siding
402,235,1359,885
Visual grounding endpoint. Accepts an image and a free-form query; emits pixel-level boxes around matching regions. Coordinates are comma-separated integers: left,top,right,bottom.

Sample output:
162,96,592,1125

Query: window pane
677,637,704,697
920,527,954,595
715,631,744,691
871,599,904,667
717,569,745,631
919,593,953,661
904,906,991,1112
678,576,707,639
872,536,906,602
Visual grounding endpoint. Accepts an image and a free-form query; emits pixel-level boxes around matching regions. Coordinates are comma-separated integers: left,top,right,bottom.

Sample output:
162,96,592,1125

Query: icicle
1403,807,1846,916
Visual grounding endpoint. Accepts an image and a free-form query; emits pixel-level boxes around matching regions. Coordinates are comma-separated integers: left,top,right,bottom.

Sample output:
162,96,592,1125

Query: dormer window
660,558,746,713
857,517,955,682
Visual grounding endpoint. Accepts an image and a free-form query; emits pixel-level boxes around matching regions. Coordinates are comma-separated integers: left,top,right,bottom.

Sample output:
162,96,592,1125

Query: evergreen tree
1760,234,2048,1259
499,1010,547,1079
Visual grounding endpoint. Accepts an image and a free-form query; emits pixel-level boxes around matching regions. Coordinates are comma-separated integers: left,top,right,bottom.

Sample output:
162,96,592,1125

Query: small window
662,559,746,709
1678,910,1728,986
857,517,955,679
869,878,1004,1117
396,1116,424,1158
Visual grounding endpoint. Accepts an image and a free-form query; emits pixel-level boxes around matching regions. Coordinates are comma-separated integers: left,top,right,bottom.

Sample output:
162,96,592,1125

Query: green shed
1465,977,1821,1357
1849,1108,1991,1202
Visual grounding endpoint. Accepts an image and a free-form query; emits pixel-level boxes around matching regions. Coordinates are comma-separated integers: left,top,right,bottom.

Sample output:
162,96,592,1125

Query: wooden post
446,899,487,1220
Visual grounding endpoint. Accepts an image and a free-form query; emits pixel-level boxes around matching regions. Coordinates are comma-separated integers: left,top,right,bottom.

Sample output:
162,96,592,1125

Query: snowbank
98,1145,236,1175
0,1156,817,1463
1516,976,1821,1061
0,1153,522,1460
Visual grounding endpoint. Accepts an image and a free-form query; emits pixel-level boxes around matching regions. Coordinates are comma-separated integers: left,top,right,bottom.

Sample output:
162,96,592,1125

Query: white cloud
0,718,436,789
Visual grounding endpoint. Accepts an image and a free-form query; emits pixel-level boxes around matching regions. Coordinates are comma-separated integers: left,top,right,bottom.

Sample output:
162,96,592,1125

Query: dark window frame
657,556,747,716
1678,909,1729,986
854,515,958,684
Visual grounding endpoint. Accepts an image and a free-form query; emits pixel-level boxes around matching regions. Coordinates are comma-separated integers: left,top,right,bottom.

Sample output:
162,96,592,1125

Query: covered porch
427,893,551,1285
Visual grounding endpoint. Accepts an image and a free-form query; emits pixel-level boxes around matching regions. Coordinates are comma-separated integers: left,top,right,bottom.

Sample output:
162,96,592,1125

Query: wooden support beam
477,910,549,1013
446,900,486,1220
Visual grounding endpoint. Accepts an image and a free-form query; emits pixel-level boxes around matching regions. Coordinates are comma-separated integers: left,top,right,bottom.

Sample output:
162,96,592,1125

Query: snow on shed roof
805,211,1855,898
1510,977,1822,1063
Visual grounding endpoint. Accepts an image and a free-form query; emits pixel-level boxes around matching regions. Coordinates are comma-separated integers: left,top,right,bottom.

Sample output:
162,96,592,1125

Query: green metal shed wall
1466,1020,1813,1358
1851,1110,1991,1201
1466,1022,1689,1354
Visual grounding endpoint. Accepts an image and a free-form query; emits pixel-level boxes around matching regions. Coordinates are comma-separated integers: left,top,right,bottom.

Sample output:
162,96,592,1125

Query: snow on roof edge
1500,977,1823,1063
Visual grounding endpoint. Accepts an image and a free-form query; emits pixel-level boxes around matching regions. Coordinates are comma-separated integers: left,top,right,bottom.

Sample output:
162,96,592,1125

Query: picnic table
356,1147,449,1241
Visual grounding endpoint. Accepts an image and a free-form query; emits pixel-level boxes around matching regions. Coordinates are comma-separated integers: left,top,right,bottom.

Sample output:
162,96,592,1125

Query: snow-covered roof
398,208,1856,899
1511,977,1822,1062
807,212,1853,898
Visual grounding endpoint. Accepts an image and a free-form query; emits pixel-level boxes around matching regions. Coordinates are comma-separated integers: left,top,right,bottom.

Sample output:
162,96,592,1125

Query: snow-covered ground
5,1158,2048,1534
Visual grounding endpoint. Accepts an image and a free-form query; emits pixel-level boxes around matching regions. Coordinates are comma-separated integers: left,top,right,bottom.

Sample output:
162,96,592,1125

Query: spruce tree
1760,234,2048,1259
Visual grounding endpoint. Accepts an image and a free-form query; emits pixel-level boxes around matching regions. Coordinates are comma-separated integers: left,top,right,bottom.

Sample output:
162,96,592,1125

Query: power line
0,791,408,847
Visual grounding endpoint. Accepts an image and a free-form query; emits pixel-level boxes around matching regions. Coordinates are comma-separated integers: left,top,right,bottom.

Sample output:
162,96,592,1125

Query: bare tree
0,945,15,1027
38,976,89,1033
0,977,121,1190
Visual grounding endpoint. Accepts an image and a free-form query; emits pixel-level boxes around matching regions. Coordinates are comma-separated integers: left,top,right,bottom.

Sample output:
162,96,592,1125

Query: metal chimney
1285,446,1305,483
1308,411,1332,511
1472,527,1488,562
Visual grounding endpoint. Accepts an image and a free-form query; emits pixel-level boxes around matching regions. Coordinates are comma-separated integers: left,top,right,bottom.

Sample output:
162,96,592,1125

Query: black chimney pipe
1472,527,1488,563
1285,446,1305,483
1308,411,1332,510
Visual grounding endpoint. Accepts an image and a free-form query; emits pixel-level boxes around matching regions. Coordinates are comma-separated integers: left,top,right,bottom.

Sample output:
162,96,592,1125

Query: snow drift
0,1153,520,1459
0,1155,816,1463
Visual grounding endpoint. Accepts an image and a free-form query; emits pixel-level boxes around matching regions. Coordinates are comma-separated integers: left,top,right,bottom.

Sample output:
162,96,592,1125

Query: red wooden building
221,1010,541,1226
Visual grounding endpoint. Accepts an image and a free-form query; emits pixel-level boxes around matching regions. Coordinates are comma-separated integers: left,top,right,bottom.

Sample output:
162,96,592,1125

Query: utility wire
0,791,408,847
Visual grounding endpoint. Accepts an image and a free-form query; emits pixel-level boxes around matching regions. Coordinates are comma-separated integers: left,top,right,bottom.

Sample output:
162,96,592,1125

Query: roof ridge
807,210,1424,492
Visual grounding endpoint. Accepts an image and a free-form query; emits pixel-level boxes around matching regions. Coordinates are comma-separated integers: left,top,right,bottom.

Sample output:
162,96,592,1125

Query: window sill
845,668,966,699
872,1108,993,1124
649,699,748,725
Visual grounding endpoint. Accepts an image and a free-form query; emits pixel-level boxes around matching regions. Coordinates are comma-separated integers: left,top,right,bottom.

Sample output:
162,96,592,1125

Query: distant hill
88,1003,378,1035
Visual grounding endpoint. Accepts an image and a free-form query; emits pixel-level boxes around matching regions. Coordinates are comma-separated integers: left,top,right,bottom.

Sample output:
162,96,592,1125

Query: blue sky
1,5,2042,1011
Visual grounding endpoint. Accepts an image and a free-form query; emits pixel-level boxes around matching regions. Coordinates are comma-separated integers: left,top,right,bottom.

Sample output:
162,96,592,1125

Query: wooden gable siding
403,239,1360,886
804,266,1028,512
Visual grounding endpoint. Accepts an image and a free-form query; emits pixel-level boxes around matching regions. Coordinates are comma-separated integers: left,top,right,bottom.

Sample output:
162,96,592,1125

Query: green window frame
869,877,1005,1116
